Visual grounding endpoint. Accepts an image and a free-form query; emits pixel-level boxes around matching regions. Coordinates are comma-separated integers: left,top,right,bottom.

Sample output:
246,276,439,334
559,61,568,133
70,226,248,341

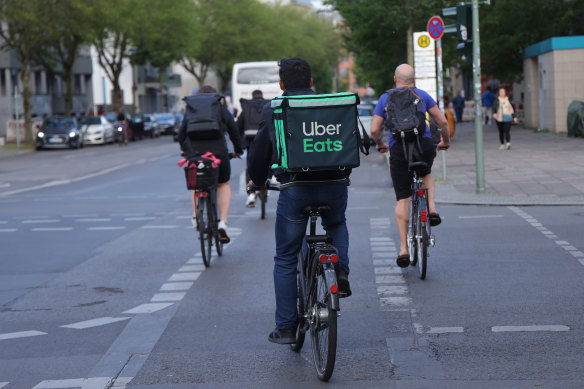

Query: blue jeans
274,183,349,329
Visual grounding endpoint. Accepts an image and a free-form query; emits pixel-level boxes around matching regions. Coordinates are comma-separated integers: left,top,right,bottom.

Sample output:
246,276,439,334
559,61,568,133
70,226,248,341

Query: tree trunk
407,22,414,66
64,70,73,116
112,81,123,112
19,61,33,143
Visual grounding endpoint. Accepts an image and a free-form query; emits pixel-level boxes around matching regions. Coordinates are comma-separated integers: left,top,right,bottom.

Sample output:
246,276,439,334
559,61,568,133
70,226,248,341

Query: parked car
129,113,145,140
154,113,178,136
36,117,84,150
80,116,115,145
357,103,375,144
173,113,183,141
143,114,160,138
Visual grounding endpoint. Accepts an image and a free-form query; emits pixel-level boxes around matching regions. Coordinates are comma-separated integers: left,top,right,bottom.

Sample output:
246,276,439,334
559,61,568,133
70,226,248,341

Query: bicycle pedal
430,236,436,247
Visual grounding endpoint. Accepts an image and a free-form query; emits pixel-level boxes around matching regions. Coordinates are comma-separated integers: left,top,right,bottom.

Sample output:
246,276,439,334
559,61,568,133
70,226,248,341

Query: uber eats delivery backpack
183,93,224,140
384,87,426,142
240,98,266,138
271,92,370,172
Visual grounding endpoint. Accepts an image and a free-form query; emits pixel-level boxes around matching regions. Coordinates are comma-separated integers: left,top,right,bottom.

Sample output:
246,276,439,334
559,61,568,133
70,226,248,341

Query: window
0,69,6,96
35,71,42,94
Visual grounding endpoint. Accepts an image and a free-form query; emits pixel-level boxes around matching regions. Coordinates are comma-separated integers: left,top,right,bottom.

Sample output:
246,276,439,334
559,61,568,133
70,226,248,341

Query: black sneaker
336,267,352,298
268,325,297,344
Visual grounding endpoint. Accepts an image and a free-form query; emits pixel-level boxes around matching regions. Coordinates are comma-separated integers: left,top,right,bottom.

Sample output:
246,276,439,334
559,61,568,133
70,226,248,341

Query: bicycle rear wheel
416,197,428,279
409,200,418,266
208,197,223,257
290,256,306,352
310,269,337,381
260,191,266,219
199,198,212,267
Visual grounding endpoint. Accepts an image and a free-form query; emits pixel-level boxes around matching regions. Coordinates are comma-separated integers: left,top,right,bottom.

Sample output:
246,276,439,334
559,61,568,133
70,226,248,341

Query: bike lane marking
0,330,47,341
508,206,584,266
60,317,131,330
492,325,570,333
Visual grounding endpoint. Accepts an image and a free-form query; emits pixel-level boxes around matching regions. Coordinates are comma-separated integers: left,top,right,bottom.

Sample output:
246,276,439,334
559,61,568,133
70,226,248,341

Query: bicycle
194,183,223,268
290,205,341,381
406,159,435,280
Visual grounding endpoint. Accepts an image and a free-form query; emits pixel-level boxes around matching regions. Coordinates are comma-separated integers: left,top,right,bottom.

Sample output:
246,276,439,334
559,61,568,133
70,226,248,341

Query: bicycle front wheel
310,269,337,381
260,191,266,220
208,197,223,257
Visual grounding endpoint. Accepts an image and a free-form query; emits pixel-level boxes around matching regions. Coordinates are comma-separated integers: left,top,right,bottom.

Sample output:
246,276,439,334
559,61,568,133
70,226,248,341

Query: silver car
357,103,375,144
80,116,115,145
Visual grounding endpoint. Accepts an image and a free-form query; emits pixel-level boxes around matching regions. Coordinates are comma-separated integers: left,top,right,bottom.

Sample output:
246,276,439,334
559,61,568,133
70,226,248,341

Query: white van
232,61,281,117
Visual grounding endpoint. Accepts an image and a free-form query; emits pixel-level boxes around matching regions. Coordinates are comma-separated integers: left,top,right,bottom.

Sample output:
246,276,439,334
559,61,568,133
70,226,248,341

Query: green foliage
480,0,584,82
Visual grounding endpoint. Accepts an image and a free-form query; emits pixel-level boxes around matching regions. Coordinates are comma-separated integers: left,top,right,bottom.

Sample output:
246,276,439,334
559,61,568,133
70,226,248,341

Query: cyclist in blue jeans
247,58,352,344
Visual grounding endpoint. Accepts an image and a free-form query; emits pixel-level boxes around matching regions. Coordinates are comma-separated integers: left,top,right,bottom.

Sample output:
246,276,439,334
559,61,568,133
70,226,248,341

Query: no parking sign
427,16,445,40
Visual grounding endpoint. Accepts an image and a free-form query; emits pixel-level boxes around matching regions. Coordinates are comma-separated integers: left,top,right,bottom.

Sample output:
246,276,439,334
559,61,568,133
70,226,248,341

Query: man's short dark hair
278,58,311,89
197,85,217,94
252,89,263,99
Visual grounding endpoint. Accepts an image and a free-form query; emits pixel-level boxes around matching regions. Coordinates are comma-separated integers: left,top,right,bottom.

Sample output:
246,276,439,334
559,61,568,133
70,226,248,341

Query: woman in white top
492,87,515,150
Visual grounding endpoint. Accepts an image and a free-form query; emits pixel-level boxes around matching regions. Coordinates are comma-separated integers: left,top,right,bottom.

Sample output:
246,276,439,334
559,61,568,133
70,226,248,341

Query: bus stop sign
427,16,445,40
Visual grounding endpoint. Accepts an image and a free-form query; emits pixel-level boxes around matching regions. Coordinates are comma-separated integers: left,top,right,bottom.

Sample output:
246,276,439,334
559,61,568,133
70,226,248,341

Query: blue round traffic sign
427,16,445,40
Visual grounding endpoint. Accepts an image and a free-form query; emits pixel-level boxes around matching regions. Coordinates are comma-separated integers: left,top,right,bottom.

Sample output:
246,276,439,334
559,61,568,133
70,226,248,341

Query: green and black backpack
271,92,370,172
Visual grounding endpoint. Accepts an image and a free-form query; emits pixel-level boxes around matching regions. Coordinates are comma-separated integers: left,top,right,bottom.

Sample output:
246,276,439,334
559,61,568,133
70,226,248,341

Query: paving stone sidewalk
433,122,584,205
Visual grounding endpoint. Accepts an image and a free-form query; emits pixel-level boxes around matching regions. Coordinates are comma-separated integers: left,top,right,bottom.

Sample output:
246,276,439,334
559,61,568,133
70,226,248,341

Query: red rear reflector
330,254,339,263
421,210,427,222
195,192,201,198
330,285,338,294
417,190,425,196
202,192,208,197
319,254,328,263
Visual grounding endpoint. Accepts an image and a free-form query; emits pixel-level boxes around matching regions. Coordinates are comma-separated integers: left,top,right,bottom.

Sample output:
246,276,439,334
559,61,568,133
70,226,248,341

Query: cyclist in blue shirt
370,64,450,268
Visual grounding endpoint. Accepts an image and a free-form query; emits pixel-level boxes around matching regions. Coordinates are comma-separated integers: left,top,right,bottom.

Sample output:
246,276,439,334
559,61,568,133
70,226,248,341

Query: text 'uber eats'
302,121,343,152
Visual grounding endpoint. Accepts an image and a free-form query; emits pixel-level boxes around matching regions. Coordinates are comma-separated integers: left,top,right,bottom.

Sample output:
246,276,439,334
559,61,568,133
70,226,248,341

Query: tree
35,0,94,116
0,0,47,142
328,0,443,91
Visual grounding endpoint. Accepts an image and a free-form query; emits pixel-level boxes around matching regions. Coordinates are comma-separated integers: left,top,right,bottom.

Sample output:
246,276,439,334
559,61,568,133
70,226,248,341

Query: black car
154,113,178,136
129,114,145,140
36,117,84,150
143,114,160,138
173,113,183,141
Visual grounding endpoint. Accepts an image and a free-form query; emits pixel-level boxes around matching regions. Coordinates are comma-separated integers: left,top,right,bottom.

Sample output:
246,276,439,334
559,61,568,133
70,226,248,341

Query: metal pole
15,86,20,149
436,38,447,180
472,0,485,193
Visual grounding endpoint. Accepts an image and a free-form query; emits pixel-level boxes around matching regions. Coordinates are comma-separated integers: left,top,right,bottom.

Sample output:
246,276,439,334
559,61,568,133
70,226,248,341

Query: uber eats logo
301,121,343,153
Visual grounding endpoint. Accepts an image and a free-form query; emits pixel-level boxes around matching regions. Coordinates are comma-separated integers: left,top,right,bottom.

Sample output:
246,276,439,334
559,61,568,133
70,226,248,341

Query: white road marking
75,218,112,222
377,285,408,296
0,229,17,232
374,267,401,275
373,259,394,266
371,246,395,251
492,325,569,333
151,292,186,302
32,227,73,232
110,212,145,217
32,377,115,389
555,240,570,246
140,225,180,229
0,330,47,341
61,317,130,330
428,327,465,334
379,296,412,307
125,217,157,221
370,237,393,242
570,251,584,258
123,303,174,314
458,215,504,219
175,215,192,219
21,219,60,224
63,214,99,218
167,272,201,282
159,282,194,291
375,275,405,284
186,257,203,264
0,220,7,224
178,265,206,272
0,382,8,388
88,227,126,231
372,252,394,258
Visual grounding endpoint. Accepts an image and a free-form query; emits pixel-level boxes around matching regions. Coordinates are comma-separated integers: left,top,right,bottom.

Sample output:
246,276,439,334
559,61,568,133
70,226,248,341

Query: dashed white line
458,215,504,219
377,285,408,295
374,267,401,275
63,214,99,218
168,272,201,282
32,377,113,389
492,325,570,333
186,257,203,264
32,227,73,232
60,317,131,330
75,218,112,222
159,282,194,291
178,265,206,272
21,219,60,224
0,330,47,341
428,327,465,334
0,382,8,388
0,229,16,232
125,217,157,221
123,303,174,314
379,297,412,308
88,226,126,231
151,292,186,302
375,275,406,284
140,225,180,229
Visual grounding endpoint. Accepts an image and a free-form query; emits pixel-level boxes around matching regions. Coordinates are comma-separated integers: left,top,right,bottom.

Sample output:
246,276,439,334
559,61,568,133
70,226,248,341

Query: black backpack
240,98,265,138
384,87,426,142
183,93,224,140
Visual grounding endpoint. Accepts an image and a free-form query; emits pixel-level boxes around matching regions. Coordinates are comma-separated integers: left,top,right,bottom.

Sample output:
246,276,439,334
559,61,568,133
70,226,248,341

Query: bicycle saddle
302,205,331,215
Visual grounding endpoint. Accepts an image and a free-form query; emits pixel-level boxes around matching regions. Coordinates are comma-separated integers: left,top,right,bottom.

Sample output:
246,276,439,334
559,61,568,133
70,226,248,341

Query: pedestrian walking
482,86,494,125
493,87,515,150
452,91,465,123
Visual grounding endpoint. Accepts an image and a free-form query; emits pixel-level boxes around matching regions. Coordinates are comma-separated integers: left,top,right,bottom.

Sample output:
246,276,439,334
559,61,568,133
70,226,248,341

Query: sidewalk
433,122,584,205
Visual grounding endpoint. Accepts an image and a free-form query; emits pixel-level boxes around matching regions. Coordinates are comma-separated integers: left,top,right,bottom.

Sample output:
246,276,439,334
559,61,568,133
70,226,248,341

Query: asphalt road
1,137,583,388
